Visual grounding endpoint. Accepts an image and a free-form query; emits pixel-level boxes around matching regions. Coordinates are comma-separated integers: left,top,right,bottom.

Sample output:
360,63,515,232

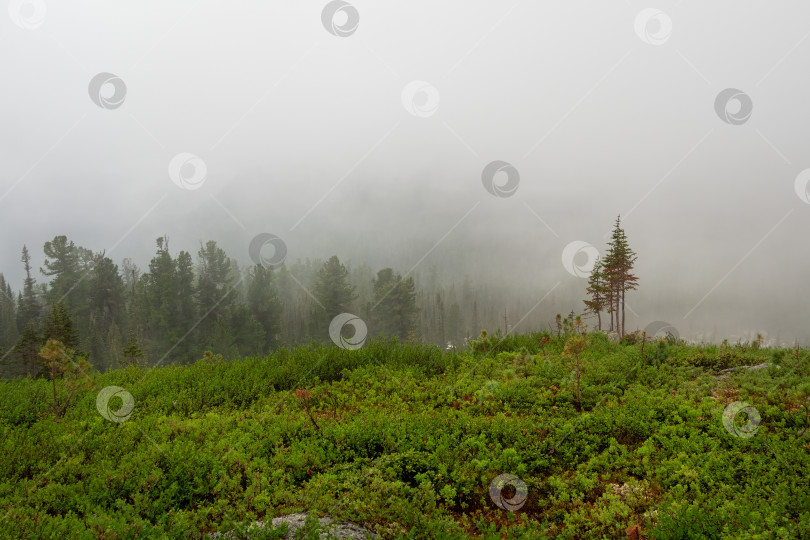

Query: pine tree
40,237,93,357
120,258,141,334
88,255,126,370
310,256,357,340
228,304,265,357
38,339,91,422
175,250,197,362
197,240,237,353
40,236,82,309
88,256,125,332
17,245,40,331
139,237,179,360
435,292,445,346
562,336,586,412
11,322,43,378
43,301,79,350
247,264,282,352
601,216,638,338
371,268,417,341
0,275,18,354
583,257,608,331
121,330,145,368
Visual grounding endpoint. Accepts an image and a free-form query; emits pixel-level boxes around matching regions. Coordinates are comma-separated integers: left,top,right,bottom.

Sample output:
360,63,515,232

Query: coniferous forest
0,218,641,380
0,234,444,379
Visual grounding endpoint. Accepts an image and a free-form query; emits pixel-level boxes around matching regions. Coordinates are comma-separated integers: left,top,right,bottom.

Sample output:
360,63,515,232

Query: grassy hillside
1,332,808,539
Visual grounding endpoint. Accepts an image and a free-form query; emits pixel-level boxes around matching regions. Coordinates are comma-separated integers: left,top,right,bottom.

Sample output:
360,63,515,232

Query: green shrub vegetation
1,332,808,538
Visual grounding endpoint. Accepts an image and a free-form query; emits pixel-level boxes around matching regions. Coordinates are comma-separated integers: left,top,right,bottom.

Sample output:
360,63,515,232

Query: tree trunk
615,284,622,338
621,287,626,339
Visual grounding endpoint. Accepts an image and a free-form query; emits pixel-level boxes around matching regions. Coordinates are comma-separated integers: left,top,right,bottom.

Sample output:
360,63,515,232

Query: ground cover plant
1,331,808,539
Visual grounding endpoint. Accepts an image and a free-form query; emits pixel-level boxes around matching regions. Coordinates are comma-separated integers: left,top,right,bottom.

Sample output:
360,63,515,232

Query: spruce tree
583,257,608,331
371,268,417,341
121,330,145,368
197,240,236,353
175,250,197,362
11,322,43,378
141,237,179,358
17,245,40,331
435,292,445,346
43,301,79,350
0,275,18,354
88,255,126,370
247,264,282,352
601,216,638,338
228,304,265,356
310,256,357,340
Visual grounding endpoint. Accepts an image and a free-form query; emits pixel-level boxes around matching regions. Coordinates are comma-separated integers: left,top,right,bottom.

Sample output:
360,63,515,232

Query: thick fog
2,1,809,344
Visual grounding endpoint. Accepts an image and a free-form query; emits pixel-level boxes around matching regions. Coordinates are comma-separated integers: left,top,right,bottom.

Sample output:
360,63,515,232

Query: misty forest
3,2,810,539
0,218,638,379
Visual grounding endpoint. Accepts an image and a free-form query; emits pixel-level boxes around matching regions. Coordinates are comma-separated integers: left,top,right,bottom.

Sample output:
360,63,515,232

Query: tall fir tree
0,275,18,355
10,322,42,378
583,257,608,331
197,240,237,353
310,256,357,340
121,330,145,368
88,255,126,371
434,292,445,346
42,301,79,350
140,237,179,359
370,268,417,341
175,250,198,362
227,304,265,357
601,216,638,338
247,264,282,352
17,245,40,331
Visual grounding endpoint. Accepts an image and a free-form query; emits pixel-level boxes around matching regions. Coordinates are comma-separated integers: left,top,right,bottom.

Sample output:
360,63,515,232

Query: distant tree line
0,235,494,378
0,217,639,378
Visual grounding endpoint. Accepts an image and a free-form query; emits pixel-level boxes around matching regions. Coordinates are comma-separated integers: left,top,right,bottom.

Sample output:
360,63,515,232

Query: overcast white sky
1,1,809,343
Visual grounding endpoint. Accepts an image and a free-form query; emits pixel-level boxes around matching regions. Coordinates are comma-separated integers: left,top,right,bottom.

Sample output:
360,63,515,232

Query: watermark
644,321,680,340
561,241,599,278
489,473,528,511
321,1,359,37
634,8,672,46
722,401,761,438
794,169,810,204
401,80,440,118
481,160,519,198
96,385,135,423
329,313,367,350
249,233,287,268
88,73,127,110
715,88,753,125
8,0,46,30
168,153,207,190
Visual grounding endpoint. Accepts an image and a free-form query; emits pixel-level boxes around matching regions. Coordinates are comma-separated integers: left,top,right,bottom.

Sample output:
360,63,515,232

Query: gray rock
718,362,779,374
208,513,378,539
716,362,781,378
